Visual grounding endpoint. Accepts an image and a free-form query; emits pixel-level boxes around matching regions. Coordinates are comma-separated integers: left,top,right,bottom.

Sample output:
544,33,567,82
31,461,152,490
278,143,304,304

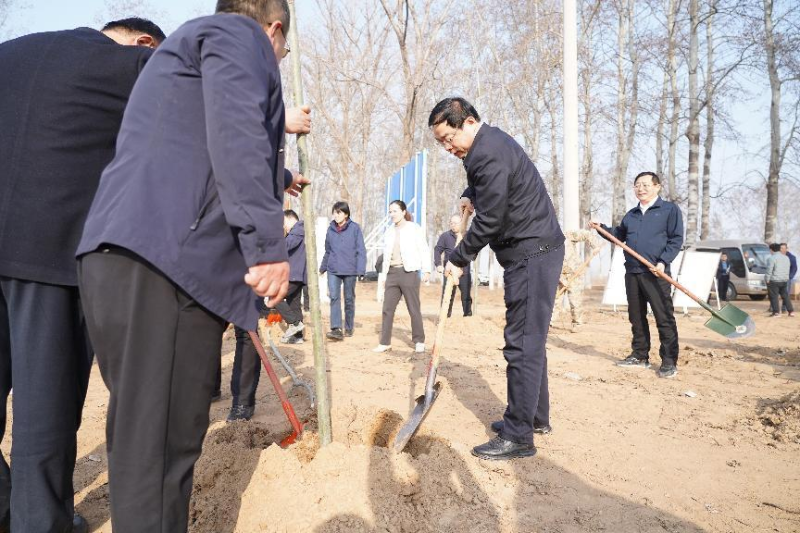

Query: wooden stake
287,0,332,446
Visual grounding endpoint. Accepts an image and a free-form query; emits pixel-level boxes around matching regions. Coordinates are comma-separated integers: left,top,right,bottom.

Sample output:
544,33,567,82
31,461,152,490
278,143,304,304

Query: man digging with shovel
429,97,564,460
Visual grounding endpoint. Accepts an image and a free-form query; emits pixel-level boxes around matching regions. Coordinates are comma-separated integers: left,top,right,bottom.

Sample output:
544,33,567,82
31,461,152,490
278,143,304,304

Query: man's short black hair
332,201,350,217
102,18,166,44
634,171,661,185
428,97,481,129
770,243,781,252
216,0,290,33
283,209,298,221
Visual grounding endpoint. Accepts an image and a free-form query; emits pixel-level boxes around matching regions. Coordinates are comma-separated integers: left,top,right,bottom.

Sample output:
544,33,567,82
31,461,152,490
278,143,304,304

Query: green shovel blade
704,303,755,339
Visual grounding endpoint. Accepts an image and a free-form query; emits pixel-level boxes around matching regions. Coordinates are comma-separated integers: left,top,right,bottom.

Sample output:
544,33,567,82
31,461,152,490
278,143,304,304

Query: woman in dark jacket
320,201,367,340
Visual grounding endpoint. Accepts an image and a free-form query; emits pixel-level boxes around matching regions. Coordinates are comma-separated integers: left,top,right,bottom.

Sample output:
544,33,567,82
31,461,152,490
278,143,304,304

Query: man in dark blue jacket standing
75,1,307,531
0,18,164,533
430,97,565,461
591,171,684,378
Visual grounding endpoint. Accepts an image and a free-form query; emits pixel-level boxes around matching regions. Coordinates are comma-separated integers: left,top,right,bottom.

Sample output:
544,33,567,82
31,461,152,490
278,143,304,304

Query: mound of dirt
756,392,800,444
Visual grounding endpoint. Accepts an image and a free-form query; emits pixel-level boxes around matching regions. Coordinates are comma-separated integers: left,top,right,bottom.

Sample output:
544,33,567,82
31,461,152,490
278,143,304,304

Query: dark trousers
380,268,425,345
231,326,261,407
717,274,729,301
499,245,563,446
440,270,472,317
270,281,304,325
625,272,679,364
768,281,793,314
78,248,226,533
328,274,357,331
0,276,92,532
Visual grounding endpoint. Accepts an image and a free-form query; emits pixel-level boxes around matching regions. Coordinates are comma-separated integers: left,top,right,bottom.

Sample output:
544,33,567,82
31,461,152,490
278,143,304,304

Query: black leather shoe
472,437,536,460
73,513,89,533
344,329,354,337
226,404,255,422
490,420,552,435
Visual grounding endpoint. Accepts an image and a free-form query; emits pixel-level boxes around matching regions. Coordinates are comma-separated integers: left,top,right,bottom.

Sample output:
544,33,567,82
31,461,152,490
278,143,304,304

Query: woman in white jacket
374,200,431,353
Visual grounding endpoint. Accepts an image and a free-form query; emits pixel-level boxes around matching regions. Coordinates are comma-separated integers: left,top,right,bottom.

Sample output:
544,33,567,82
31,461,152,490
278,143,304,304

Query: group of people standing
0,0,713,530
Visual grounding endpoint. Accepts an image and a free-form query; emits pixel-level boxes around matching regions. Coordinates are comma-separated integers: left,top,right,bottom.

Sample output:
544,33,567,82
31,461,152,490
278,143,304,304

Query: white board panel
601,246,628,307
672,250,720,310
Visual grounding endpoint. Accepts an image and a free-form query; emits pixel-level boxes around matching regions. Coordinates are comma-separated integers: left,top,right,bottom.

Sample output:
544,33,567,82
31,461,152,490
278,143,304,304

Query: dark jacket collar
634,196,664,213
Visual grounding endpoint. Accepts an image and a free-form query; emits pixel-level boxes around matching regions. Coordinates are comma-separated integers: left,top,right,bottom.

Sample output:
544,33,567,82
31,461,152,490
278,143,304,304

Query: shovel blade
705,304,755,339
393,382,442,453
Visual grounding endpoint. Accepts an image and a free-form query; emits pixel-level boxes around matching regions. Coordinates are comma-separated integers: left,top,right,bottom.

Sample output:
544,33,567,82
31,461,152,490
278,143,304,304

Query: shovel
248,330,304,447
592,225,755,339
394,210,471,452
392,274,454,452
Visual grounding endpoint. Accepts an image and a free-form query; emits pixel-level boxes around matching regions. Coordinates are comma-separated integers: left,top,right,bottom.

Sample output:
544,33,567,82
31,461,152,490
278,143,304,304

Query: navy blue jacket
601,197,684,275
788,251,797,281
286,221,307,284
434,230,470,273
451,124,564,268
78,14,291,330
0,28,152,286
319,219,367,276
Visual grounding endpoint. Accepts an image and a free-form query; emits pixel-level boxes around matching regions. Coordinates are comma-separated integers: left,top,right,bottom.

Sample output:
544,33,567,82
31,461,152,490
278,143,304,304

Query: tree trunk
763,0,780,242
700,0,715,240
612,1,629,225
685,0,700,246
667,0,681,202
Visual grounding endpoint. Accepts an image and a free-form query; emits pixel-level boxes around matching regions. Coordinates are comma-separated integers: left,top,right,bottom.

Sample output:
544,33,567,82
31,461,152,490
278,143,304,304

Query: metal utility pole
563,0,580,231
287,0,332,446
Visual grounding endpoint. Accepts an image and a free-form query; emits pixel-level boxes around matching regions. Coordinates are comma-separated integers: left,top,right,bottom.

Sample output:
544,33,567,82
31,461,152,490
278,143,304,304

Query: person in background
766,243,794,317
780,243,796,313
374,200,431,354
717,252,731,302
319,201,367,340
434,214,473,318
0,17,165,533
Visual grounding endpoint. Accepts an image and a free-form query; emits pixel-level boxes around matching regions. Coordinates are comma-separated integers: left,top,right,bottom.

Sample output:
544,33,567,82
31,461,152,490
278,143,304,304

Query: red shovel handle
248,330,303,446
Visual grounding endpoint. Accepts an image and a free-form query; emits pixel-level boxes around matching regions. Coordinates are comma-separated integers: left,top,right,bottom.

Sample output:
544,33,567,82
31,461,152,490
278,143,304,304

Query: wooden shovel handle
591,224,705,308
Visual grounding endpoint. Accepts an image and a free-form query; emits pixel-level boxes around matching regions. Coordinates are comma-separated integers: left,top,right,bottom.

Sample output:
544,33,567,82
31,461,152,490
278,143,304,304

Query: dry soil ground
7,283,799,532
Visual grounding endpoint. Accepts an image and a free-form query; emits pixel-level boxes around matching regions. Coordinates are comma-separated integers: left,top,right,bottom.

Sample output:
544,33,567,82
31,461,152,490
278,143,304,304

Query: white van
692,240,769,300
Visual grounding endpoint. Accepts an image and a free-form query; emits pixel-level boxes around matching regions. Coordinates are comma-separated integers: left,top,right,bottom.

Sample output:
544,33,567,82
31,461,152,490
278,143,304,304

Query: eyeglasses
436,131,457,147
267,22,291,59
632,182,658,190
278,27,290,58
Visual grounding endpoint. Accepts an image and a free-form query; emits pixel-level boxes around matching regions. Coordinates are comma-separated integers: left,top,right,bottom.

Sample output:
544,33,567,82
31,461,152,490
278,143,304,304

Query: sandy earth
6,282,800,532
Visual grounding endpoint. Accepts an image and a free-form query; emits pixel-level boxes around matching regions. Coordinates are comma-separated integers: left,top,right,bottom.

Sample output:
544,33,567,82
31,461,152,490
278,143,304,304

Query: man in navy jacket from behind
430,97,565,461
76,1,307,531
0,18,165,533
591,171,684,378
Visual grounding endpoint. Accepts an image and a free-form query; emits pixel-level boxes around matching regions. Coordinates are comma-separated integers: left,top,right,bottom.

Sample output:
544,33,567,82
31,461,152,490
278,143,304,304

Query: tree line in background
289,0,800,249
2,0,799,248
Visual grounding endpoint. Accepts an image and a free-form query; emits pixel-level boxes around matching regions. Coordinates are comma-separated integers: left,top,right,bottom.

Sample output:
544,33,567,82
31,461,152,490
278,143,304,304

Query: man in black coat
76,1,307,530
0,18,165,533
430,97,565,461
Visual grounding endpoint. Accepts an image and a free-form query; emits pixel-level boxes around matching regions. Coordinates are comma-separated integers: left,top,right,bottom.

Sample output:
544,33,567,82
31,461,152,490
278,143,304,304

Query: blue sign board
385,151,427,232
